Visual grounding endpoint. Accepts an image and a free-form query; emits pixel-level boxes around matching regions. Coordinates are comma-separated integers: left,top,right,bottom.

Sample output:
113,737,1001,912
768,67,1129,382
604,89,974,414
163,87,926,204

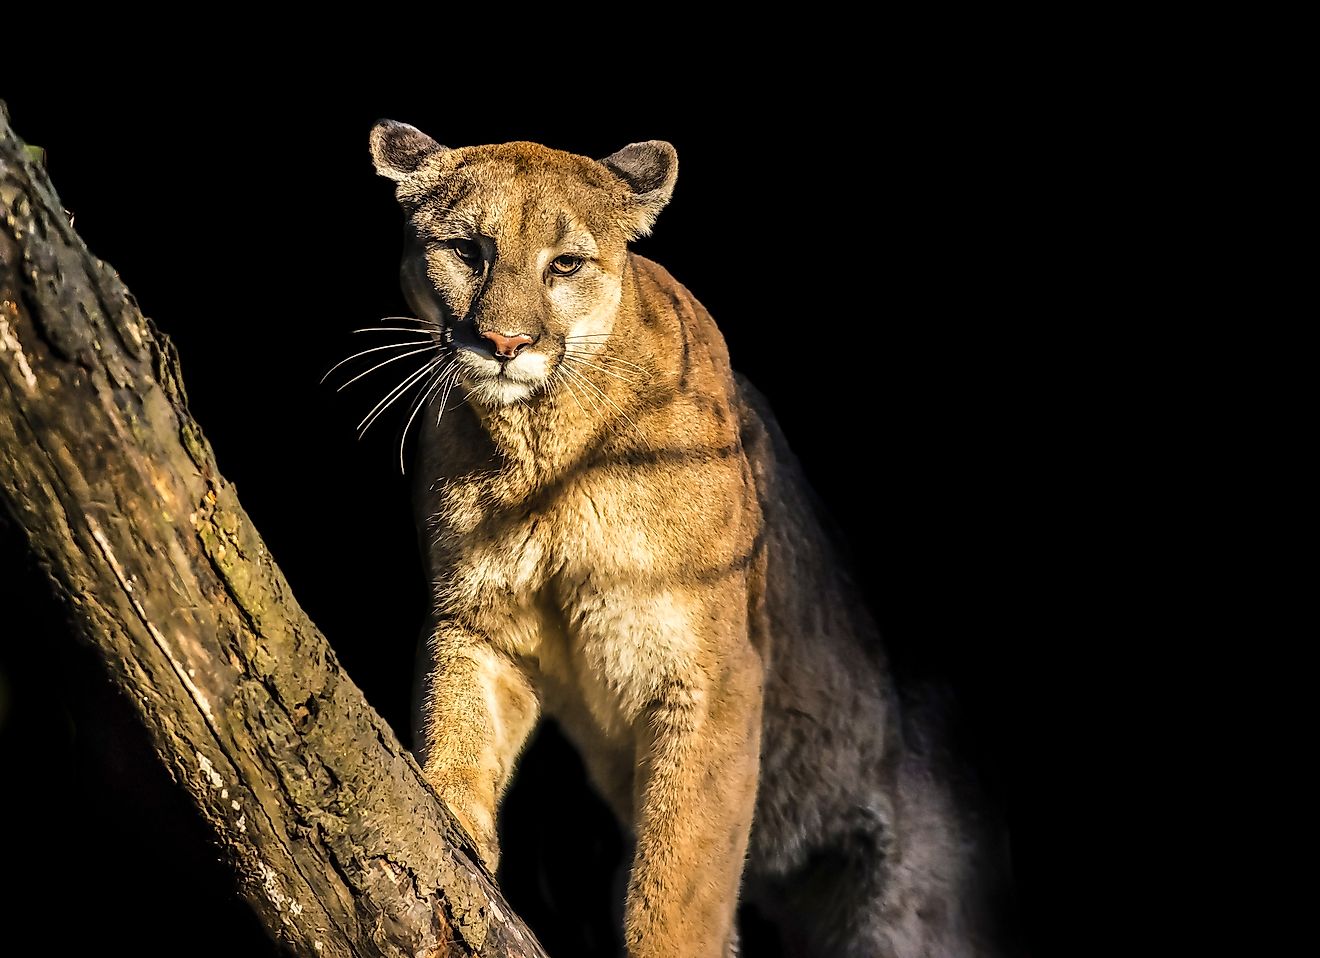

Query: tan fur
371,122,999,957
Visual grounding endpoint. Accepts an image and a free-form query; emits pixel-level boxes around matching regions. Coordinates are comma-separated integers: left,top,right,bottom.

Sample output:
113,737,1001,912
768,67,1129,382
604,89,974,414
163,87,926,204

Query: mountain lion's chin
463,374,539,407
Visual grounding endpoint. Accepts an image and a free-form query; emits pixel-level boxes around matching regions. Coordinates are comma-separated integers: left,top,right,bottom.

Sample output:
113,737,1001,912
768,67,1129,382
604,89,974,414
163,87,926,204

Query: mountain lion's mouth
457,345,549,382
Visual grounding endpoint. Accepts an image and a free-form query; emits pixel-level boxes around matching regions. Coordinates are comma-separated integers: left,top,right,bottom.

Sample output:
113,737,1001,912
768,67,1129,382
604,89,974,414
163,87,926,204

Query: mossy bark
0,106,547,958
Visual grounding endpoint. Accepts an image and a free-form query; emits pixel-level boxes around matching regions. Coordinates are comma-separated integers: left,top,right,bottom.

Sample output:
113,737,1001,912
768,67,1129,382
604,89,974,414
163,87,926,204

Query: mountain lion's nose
481,331,536,360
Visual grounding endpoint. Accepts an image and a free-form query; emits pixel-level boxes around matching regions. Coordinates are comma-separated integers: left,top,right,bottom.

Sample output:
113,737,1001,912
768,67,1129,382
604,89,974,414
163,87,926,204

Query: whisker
398,361,454,473
561,354,642,385
557,370,590,420
560,365,604,417
370,316,441,331
352,327,441,335
565,350,650,374
559,369,615,440
436,367,463,426
321,339,434,384
562,349,642,373
357,357,443,436
562,365,652,451
562,349,651,376
336,344,439,392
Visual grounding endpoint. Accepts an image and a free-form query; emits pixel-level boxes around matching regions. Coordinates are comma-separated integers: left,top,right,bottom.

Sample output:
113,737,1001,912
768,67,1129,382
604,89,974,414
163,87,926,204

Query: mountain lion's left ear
599,141,678,238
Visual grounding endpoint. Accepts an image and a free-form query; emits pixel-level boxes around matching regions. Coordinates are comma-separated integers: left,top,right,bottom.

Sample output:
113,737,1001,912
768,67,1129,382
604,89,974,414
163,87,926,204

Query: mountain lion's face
370,123,677,407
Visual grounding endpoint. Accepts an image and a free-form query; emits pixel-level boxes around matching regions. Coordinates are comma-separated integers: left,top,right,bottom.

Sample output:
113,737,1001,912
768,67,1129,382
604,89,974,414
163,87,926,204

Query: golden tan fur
370,122,1000,957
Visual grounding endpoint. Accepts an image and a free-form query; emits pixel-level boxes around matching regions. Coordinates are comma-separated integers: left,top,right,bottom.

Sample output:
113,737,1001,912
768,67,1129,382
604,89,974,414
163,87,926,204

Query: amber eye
549,254,584,276
450,239,482,267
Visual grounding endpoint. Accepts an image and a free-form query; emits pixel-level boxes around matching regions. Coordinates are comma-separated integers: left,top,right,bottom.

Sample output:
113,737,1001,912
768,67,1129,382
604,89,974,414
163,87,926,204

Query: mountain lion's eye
451,239,481,266
549,255,583,276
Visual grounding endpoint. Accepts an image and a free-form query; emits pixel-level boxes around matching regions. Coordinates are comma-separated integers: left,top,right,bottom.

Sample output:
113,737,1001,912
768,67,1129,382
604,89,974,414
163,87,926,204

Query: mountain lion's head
369,120,677,407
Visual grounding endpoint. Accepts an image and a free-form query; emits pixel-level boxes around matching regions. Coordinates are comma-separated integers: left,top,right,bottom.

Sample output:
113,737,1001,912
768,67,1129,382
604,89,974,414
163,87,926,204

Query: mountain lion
367,120,1002,957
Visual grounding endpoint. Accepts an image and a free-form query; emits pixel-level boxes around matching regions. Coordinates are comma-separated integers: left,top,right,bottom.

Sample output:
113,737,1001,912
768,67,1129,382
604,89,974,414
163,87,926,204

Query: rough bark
0,106,547,958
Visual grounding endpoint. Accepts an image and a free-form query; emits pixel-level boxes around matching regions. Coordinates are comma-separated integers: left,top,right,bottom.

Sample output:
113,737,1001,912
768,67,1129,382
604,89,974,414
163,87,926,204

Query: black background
0,70,1067,956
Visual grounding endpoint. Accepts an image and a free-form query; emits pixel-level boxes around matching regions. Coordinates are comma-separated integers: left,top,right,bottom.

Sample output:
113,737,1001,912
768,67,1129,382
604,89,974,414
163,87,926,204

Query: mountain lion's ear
599,141,678,238
369,120,449,182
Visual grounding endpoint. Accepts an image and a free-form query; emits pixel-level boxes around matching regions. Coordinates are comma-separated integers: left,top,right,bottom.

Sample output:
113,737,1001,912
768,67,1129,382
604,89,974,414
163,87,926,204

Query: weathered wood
0,105,548,958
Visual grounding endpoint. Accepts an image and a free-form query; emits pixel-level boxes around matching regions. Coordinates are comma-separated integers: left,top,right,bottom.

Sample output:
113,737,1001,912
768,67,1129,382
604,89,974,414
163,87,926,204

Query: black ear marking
600,141,678,195
369,120,449,182
599,141,678,237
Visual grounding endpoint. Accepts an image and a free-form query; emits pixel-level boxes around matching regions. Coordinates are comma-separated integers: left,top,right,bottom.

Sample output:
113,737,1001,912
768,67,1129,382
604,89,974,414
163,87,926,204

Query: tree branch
0,106,547,958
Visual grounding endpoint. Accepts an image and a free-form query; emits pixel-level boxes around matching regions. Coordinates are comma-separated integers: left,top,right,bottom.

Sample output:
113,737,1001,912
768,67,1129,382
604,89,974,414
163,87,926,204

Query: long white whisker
557,369,590,420
436,369,461,426
564,350,650,374
336,345,438,392
560,365,604,417
562,365,652,450
398,361,453,473
352,327,441,335
561,368,615,437
321,339,434,384
561,354,642,385
357,357,443,436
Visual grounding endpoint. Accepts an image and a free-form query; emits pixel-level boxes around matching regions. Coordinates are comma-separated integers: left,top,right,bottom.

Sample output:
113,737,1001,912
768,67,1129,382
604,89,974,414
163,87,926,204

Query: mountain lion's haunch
367,120,1004,958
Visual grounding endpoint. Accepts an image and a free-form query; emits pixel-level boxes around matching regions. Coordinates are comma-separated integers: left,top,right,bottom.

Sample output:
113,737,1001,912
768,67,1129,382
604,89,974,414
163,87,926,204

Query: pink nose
482,331,536,359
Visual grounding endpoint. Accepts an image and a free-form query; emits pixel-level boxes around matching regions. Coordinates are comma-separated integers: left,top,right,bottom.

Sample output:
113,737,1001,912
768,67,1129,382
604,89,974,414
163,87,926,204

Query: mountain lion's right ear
599,141,678,238
369,120,449,182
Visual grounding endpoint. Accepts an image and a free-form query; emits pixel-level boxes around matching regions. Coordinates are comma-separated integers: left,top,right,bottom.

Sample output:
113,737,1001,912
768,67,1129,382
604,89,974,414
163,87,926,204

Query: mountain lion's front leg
418,622,540,871
624,638,763,958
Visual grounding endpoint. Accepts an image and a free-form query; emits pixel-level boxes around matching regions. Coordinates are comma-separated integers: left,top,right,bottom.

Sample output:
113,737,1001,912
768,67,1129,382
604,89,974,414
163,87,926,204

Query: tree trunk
0,106,547,958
